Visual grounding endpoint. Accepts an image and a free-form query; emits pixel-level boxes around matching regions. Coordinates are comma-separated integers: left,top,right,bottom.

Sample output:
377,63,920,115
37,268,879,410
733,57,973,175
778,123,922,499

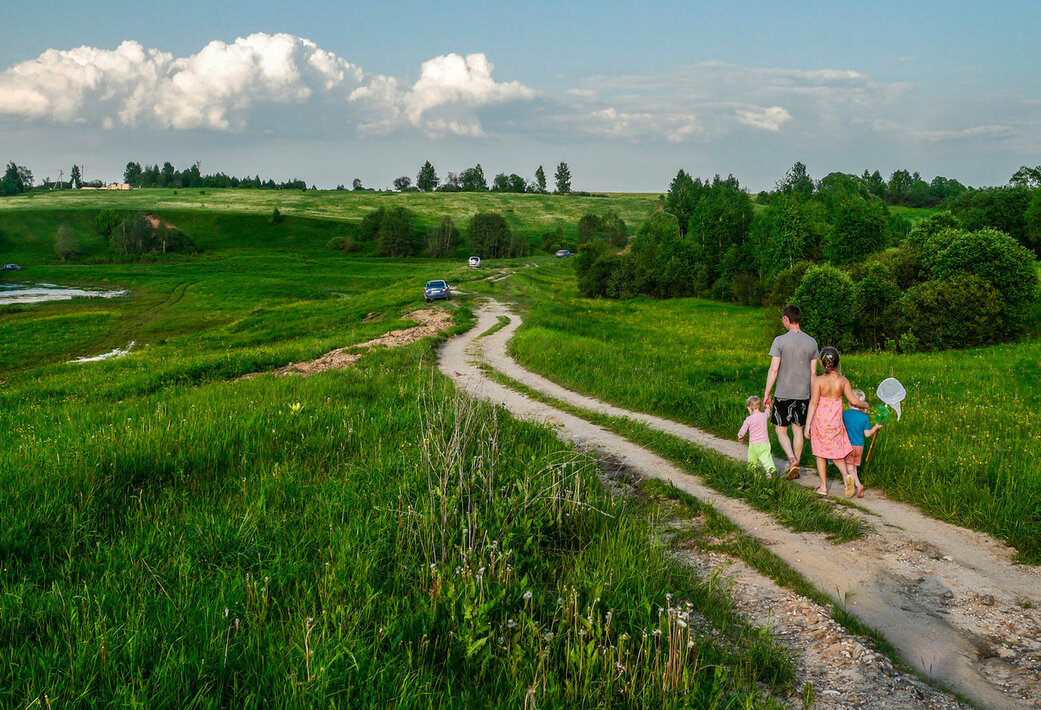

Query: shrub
377,207,419,257
54,224,78,262
467,212,528,258
326,235,358,253
156,225,197,254
360,208,385,241
269,207,284,225
576,214,601,244
884,275,1004,351
426,216,459,258
854,263,901,349
929,227,1039,337
540,225,568,253
600,211,627,247
767,260,813,306
95,209,123,238
825,197,887,264
792,264,856,349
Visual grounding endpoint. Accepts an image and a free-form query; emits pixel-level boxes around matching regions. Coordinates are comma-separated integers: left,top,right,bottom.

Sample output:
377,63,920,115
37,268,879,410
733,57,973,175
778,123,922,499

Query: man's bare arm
764,356,781,409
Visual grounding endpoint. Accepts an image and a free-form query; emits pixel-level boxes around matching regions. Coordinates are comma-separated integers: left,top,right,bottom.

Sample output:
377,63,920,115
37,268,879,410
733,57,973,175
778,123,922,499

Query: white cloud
0,33,366,130
348,53,536,137
0,34,363,130
735,106,791,131
0,38,535,138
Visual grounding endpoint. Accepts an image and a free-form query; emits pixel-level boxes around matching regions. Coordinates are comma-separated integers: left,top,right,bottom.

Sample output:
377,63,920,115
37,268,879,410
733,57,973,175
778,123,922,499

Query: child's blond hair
852,389,866,401
746,395,762,411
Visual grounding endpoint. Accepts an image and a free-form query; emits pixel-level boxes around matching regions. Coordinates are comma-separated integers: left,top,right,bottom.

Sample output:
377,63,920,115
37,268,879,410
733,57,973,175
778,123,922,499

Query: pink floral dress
811,396,853,460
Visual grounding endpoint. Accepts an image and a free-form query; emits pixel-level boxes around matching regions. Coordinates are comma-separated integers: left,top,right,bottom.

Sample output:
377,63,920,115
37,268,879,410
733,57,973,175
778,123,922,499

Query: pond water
70,341,135,363
0,282,128,305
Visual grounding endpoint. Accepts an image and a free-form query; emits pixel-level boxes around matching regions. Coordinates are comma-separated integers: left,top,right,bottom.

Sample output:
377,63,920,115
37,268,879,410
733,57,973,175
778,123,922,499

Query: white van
468,256,482,268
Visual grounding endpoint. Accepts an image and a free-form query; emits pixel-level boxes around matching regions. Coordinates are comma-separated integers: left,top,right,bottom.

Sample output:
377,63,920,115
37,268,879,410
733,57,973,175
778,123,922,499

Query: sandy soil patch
244,308,453,379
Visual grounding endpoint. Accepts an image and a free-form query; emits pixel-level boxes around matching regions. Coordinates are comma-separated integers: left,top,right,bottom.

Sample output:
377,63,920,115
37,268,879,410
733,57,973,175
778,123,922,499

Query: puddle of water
70,341,135,363
0,282,128,305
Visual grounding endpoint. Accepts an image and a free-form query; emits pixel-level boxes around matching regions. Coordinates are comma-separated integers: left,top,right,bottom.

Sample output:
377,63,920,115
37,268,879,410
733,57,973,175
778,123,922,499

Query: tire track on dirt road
439,300,1041,710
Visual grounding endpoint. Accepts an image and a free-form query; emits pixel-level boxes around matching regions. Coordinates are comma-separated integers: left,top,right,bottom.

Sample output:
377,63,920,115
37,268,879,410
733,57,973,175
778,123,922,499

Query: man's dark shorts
771,398,809,427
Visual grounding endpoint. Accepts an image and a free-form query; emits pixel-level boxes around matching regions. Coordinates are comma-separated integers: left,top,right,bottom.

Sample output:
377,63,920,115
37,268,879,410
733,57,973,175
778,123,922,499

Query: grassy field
0,188,660,247
500,261,1041,563
0,210,794,706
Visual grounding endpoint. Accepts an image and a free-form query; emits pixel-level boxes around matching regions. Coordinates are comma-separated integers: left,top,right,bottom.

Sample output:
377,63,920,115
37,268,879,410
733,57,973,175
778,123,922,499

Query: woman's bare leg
815,457,828,493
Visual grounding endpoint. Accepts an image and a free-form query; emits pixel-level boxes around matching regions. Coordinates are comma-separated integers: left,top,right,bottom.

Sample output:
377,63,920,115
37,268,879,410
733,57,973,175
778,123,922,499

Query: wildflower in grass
523,590,532,601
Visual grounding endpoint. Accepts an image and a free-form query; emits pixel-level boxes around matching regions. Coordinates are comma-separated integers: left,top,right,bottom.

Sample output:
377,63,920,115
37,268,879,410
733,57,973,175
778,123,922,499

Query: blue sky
2,1,1038,191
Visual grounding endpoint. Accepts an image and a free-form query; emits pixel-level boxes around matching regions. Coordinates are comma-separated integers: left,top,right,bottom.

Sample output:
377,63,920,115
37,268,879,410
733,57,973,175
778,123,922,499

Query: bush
156,225,197,254
269,207,284,225
792,264,856,349
540,225,568,253
884,275,1004,351
54,224,78,262
360,208,385,241
426,216,459,258
929,227,1039,337
326,235,358,253
825,197,887,264
95,209,123,238
854,263,901,349
576,214,601,244
766,260,813,306
467,212,528,258
377,207,419,257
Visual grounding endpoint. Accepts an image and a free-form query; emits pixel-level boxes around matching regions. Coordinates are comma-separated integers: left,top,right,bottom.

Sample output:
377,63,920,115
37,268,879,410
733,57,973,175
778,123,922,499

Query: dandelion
543,632,554,642
523,590,532,601
507,619,517,629
687,640,695,648
676,619,687,629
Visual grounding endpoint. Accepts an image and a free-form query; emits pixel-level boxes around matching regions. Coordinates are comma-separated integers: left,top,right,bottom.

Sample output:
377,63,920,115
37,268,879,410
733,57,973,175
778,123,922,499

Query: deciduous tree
554,162,571,194
416,161,439,192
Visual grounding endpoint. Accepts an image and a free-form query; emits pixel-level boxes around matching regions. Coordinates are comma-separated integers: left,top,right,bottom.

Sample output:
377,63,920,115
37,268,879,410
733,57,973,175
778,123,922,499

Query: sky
1,0,1039,192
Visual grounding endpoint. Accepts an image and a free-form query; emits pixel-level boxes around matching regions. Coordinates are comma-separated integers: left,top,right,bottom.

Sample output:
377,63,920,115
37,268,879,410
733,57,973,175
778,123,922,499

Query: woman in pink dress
805,347,870,496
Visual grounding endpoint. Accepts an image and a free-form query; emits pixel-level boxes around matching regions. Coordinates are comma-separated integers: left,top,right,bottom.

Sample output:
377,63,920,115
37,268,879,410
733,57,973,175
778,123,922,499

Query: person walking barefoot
764,305,819,479
805,347,869,496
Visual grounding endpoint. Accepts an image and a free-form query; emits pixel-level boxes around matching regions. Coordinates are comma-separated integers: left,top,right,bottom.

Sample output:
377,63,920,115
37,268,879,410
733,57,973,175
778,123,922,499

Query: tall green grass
1,216,791,706
505,261,1041,563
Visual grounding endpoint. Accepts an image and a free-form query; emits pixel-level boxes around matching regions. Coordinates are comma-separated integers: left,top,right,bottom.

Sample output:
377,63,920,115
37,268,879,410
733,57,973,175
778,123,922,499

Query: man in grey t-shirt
764,304,819,478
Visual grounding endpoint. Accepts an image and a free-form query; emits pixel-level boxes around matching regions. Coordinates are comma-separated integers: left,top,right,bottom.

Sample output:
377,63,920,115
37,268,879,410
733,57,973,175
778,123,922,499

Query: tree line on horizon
2,157,1039,199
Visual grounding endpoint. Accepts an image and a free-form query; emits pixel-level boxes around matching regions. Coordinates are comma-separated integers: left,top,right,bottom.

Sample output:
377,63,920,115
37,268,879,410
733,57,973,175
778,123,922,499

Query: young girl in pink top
805,347,869,496
738,395,776,476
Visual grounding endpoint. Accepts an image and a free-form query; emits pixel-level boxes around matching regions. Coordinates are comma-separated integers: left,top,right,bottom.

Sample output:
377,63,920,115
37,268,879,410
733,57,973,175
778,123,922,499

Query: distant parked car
554,250,574,258
468,256,482,268
2,264,22,271
424,280,451,303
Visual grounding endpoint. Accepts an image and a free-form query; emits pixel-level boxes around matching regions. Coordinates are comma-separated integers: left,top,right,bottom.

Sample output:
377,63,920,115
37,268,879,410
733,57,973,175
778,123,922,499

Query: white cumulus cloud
349,53,536,137
736,105,791,131
0,33,364,130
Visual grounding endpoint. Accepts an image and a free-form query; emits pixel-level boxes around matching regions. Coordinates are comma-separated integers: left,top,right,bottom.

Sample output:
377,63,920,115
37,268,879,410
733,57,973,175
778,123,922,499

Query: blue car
424,280,451,302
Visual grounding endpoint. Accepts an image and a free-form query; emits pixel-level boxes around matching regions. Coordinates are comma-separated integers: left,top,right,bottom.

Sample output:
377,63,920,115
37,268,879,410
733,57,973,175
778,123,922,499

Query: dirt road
439,300,1041,710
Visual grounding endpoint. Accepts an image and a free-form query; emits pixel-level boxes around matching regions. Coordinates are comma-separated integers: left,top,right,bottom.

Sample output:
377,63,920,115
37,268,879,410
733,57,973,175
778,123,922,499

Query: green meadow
0,202,792,707
500,261,1041,563
0,187,660,247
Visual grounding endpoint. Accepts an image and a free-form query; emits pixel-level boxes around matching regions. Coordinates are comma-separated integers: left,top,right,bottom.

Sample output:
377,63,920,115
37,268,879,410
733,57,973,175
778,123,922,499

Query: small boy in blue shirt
842,389,883,498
